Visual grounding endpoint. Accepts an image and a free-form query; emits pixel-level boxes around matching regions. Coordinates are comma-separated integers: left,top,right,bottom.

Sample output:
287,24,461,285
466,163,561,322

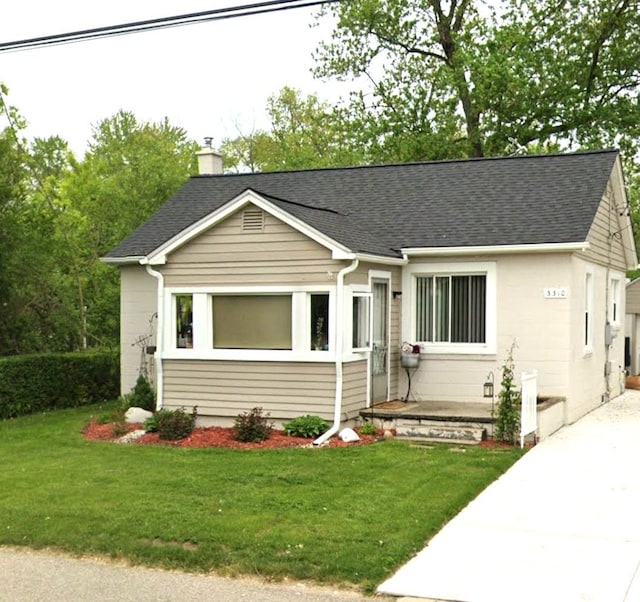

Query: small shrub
128,375,156,412
359,421,377,436
112,421,129,437
143,414,158,433
154,407,197,440
234,407,273,443
283,415,330,438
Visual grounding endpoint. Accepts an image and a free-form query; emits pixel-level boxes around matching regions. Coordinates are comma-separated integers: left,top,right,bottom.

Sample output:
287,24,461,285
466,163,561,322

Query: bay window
169,288,336,357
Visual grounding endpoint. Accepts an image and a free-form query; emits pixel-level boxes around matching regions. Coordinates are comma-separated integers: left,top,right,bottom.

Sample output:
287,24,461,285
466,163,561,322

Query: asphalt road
0,547,394,602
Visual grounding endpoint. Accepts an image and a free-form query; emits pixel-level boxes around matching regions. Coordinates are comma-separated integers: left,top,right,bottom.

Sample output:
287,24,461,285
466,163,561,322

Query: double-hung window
609,275,621,327
584,271,594,352
352,293,371,351
415,274,486,343
405,261,495,354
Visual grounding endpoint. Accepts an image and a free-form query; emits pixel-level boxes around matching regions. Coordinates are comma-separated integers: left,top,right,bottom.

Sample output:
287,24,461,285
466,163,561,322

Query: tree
314,0,640,160
221,87,365,172
61,111,199,347
0,85,30,353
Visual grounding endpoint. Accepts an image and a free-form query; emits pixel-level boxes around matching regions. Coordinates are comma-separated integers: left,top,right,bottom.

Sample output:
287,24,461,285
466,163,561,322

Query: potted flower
401,342,422,368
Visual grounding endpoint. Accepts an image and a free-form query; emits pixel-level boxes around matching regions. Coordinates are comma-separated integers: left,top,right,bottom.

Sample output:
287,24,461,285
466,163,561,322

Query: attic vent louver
242,208,264,231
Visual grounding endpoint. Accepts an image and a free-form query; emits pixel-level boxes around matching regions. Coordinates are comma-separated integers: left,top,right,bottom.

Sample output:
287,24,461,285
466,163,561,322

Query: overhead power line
0,0,341,53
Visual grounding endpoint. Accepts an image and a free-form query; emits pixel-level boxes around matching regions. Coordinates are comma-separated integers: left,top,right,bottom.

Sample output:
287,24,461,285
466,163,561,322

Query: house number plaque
543,287,568,299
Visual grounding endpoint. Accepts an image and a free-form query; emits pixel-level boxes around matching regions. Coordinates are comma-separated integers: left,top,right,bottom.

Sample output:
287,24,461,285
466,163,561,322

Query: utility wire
0,0,341,53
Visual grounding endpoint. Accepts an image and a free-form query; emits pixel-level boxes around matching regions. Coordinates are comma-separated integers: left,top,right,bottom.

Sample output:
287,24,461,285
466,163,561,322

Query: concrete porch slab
362,400,495,423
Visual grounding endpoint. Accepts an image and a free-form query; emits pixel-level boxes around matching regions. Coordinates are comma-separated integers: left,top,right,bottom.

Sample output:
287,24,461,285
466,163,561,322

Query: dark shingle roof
106,149,619,260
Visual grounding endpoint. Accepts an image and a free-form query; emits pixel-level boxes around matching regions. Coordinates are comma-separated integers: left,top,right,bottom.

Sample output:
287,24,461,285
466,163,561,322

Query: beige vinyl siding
163,360,337,424
626,280,640,314
119,265,157,395
345,262,370,286
388,269,402,400
345,262,403,402
342,360,368,418
161,206,344,287
579,188,628,271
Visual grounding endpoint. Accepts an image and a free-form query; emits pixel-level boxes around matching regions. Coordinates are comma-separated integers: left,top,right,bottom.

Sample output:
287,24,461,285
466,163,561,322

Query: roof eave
354,252,407,265
402,242,590,256
100,255,146,266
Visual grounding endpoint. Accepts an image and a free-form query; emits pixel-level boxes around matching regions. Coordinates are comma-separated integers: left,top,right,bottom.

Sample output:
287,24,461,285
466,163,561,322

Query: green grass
0,403,525,592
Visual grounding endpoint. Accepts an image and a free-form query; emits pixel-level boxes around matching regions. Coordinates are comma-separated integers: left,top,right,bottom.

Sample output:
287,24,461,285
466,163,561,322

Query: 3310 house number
544,287,568,299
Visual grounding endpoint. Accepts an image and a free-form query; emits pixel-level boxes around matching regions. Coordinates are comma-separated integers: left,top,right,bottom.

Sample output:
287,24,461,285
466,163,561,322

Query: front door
371,280,389,403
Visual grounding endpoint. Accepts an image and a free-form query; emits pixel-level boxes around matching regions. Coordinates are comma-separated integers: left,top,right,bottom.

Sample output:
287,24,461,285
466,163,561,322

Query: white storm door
371,280,389,403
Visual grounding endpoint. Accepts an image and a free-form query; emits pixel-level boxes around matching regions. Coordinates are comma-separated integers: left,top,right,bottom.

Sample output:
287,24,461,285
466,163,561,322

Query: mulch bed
83,421,383,449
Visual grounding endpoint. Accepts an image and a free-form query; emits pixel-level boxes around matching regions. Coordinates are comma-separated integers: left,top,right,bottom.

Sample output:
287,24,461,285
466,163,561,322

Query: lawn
0,403,525,593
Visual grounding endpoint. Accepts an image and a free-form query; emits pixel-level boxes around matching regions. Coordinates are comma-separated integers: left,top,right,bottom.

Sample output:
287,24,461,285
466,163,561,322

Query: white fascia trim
165,284,335,295
146,189,355,265
402,242,590,256
100,256,145,266
354,253,407,265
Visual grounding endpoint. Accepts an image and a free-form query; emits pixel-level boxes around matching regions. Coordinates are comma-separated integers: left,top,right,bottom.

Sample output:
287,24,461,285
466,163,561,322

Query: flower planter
401,353,420,368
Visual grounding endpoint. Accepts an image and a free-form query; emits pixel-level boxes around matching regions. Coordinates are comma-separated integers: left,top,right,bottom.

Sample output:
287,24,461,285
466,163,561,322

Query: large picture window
212,295,292,350
415,274,486,344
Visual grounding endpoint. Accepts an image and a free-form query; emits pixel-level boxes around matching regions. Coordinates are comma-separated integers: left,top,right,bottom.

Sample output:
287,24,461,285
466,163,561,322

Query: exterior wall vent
242,208,264,231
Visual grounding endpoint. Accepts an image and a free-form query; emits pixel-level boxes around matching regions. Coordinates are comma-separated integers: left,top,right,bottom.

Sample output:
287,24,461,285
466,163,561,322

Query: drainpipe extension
143,262,164,411
314,258,359,446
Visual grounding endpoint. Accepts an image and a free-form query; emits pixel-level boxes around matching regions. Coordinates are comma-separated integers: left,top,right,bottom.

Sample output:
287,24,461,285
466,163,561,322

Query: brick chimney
196,137,223,175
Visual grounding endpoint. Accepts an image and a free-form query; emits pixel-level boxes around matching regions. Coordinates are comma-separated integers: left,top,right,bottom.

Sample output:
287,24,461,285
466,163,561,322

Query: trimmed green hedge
0,351,119,419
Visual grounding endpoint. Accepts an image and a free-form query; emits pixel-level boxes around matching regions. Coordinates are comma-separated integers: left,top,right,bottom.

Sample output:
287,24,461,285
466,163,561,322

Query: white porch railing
520,370,538,448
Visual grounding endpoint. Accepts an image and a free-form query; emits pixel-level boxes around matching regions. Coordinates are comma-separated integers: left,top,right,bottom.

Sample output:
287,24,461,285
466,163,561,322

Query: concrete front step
396,421,487,444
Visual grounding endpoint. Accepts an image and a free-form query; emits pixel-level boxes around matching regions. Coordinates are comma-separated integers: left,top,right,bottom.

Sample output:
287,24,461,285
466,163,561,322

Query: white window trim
584,269,594,355
609,273,622,327
350,291,373,352
402,261,497,355
163,285,336,361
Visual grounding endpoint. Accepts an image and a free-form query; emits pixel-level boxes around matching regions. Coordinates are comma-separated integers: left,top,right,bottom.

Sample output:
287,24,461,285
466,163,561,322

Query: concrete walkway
378,390,640,602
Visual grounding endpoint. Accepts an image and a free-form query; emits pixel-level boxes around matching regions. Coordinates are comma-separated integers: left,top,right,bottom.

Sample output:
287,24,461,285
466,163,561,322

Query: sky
1,1,354,156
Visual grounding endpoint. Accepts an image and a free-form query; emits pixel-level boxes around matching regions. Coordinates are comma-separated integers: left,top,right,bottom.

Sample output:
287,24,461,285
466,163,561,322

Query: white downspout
143,263,164,411
314,258,359,446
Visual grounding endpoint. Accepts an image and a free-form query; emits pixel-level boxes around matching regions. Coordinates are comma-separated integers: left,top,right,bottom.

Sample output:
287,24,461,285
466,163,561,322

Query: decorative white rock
339,427,361,442
124,407,153,424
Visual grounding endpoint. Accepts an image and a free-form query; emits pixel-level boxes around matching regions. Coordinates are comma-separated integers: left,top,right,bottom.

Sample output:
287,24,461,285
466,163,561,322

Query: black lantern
483,371,494,399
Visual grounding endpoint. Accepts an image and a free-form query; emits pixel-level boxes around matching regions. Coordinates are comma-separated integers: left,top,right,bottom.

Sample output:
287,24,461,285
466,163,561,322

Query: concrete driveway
378,389,640,602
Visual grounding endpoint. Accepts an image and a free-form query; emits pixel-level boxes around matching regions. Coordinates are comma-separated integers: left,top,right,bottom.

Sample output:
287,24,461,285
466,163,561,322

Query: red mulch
82,421,382,449
478,438,525,449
